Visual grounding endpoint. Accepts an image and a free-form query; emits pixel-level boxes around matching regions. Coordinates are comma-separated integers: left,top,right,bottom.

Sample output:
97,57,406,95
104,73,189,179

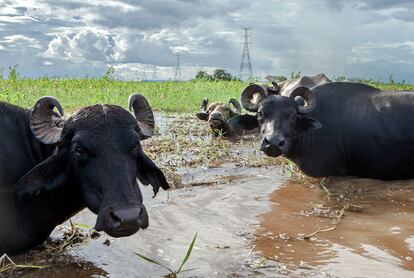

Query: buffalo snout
209,112,224,123
95,205,149,237
260,135,287,157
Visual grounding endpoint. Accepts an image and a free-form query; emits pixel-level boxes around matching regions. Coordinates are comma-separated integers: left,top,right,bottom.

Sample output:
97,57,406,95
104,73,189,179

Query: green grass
362,80,414,91
0,79,246,113
0,78,413,113
134,233,198,278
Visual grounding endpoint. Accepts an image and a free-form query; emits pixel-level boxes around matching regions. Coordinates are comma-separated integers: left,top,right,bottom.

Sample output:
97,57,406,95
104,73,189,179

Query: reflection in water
255,178,414,276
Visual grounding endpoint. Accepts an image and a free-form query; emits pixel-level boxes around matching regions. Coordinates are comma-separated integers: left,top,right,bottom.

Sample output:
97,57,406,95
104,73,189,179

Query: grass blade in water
133,252,174,273
177,233,197,273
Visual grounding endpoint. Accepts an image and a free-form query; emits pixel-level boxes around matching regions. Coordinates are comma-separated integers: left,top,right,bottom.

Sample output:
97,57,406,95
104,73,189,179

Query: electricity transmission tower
239,27,253,80
174,54,182,81
152,65,157,80
142,69,147,81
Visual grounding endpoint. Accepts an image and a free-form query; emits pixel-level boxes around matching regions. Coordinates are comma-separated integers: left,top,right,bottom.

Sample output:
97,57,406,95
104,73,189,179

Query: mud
256,178,414,277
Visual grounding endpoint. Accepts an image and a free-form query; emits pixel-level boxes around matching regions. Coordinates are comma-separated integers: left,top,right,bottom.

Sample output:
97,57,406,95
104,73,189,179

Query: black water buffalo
0,95,169,254
196,98,258,137
233,81,414,180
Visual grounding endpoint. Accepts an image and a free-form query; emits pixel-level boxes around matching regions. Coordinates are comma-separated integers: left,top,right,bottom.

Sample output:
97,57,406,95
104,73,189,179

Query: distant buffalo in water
0,94,169,254
196,98,258,137
233,80,414,180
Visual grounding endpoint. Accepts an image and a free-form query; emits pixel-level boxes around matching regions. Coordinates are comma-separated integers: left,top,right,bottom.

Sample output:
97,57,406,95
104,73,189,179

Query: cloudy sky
0,0,413,81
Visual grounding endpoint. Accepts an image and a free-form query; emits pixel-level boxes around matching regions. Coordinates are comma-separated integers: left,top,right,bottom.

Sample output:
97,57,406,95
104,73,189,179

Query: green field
0,78,413,113
0,79,246,113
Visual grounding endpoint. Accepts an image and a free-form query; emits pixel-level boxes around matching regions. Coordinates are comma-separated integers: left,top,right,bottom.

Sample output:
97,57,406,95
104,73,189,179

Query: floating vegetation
0,221,100,277
0,254,45,277
44,221,94,256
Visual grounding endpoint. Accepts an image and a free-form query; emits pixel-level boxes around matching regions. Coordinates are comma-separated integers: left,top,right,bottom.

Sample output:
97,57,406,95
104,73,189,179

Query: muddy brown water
7,114,414,277
255,178,414,277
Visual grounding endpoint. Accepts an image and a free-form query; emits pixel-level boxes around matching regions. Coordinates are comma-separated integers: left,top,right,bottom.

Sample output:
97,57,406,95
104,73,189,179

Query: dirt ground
5,113,414,278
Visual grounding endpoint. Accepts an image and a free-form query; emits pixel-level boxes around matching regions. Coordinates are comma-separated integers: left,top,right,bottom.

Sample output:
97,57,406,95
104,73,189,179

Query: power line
142,68,147,81
174,54,182,81
239,27,253,81
152,65,157,80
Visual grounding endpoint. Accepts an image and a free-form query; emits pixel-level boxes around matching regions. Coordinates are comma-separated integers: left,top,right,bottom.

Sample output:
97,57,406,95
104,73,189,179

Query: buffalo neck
18,178,85,227
284,129,313,173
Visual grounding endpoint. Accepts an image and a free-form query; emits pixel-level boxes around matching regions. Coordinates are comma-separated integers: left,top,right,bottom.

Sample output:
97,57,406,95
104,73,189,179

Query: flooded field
4,114,414,277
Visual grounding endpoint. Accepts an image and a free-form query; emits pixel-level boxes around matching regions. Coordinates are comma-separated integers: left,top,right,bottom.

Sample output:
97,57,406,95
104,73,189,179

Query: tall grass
0,78,413,113
0,79,246,113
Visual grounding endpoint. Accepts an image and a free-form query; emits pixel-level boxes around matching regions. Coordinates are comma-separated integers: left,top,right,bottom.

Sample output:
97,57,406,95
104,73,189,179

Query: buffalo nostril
278,140,285,147
260,138,271,150
109,210,122,227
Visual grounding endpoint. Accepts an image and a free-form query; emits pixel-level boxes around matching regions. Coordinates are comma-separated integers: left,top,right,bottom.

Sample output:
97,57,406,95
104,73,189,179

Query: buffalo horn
289,87,317,114
240,84,268,112
30,97,65,144
228,98,241,113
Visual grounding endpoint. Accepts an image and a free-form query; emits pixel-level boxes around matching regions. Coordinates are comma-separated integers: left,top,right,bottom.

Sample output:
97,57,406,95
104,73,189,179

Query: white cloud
41,30,115,62
1,34,42,49
80,0,141,12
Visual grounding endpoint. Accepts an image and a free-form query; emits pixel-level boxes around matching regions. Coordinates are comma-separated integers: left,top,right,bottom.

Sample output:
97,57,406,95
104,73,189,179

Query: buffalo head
195,98,241,136
232,84,322,157
16,95,169,237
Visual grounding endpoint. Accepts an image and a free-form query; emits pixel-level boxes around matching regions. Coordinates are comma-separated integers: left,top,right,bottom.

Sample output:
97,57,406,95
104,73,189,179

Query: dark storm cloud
44,0,250,30
0,0,413,81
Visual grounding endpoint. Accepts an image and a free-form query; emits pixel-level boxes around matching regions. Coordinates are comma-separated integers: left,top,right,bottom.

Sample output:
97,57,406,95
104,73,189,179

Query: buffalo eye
289,113,298,122
257,111,263,121
74,147,87,159
130,142,141,154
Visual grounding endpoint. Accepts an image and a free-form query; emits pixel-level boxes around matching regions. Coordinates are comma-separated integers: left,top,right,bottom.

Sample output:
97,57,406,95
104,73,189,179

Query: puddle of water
177,162,271,186
255,178,414,277
15,163,322,277
51,165,294,278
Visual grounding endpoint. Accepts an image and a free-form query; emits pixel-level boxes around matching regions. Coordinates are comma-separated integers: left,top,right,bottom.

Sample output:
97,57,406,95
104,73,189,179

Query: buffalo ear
136,152,170,197
227,114,259,130
15,151,68,199
299,116,322,131
196,112,209,121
